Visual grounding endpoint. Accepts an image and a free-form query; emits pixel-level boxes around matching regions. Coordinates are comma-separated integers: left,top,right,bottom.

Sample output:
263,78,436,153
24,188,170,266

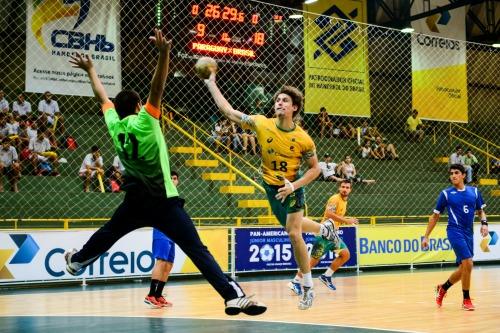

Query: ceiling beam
409,0,485,21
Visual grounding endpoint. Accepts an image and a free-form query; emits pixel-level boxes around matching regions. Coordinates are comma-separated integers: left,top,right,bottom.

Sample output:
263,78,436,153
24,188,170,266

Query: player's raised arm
69,53,110,106
148,28,172,110
204,71,250,126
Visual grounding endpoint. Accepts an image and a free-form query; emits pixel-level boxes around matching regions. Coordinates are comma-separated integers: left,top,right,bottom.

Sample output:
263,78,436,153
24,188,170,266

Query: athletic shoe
435,284,447,307
156,295,173,307
288,280,302,296
144,295,162,309
319,274,336,291
64,248,81,276
225,296,267,316
462,299,475,311
322,219,340,245
298,287,314,310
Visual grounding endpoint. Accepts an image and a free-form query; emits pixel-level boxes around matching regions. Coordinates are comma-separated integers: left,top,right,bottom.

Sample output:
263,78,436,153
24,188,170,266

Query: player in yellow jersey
205,70,338,310
289,180,358,294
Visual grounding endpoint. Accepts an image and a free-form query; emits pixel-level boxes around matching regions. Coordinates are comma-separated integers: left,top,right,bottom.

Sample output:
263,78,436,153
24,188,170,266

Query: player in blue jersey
64,29,266,316
422,164,489,311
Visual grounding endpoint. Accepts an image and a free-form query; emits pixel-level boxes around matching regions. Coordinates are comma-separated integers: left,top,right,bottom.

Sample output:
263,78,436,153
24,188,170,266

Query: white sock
293,274,302,283
324,268,334,277
302,272,313,288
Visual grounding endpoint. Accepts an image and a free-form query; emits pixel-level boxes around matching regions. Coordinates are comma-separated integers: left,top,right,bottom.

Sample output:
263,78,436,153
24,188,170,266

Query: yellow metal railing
449,123,500,174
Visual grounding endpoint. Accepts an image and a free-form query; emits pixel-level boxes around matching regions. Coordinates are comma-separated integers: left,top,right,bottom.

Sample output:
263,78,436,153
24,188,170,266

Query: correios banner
0,229,228,283
26,0,121,97
411,0,467,122
303,0,370,117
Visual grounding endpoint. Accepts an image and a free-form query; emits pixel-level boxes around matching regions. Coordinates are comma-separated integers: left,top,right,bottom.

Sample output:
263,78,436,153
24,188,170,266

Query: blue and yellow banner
303,0,370,117
359,225,455,266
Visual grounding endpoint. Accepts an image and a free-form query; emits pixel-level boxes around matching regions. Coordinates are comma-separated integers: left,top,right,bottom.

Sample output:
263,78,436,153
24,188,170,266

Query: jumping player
422,164,488,311
204,70,338,310
289,180,358,294
65,29,266,316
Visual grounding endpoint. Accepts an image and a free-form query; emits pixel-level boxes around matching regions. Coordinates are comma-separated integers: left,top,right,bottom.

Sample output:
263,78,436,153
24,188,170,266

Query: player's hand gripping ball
195,57,217,79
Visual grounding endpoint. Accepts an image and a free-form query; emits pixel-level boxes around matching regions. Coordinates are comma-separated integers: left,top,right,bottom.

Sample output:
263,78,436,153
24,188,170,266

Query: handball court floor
0,266,499,333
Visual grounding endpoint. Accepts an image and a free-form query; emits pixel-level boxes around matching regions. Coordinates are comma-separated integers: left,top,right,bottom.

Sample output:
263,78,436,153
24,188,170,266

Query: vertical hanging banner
411,0,467,122
303,0,370,117
26,0,121,97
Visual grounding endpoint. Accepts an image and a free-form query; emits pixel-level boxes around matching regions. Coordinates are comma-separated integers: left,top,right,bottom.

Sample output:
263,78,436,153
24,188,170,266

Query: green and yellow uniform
241,115,315,226
311,194,349,259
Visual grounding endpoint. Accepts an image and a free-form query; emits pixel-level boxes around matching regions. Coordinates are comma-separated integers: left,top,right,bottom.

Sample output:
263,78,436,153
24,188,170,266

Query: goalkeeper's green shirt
103,101,178,198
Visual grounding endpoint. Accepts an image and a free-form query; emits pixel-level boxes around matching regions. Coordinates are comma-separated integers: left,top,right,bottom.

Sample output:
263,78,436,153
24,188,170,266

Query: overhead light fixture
289,14,303,19
493,43,500,48
401,27,415,33
304,0,318,4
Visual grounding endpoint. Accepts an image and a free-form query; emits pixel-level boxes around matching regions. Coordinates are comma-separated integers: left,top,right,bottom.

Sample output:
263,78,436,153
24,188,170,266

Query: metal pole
230,227,236,280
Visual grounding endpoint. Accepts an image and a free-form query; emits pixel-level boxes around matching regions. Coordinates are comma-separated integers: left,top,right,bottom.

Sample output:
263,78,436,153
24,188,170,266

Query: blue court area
0,316,402,333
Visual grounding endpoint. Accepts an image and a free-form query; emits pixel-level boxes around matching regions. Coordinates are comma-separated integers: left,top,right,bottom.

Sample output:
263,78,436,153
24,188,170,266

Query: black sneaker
225,296,267,316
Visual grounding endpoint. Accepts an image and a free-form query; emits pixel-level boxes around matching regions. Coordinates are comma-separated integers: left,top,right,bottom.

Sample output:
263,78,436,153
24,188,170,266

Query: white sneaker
322,219,340,245
64,248,81,275
225,296,267,316
288,280,302,296
298,287,314,310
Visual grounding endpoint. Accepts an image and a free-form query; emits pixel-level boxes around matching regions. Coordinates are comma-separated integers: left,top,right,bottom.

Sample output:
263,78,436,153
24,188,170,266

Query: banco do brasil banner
26,0,121,97
411,0,467,122
235,227,357,271
303,0,370,117
0,229,228,283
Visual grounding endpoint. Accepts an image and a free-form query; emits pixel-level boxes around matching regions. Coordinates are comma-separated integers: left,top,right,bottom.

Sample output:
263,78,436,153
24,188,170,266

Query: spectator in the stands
318,153,343,182
112,155,125,186
318,106,334,139
406,109,425,142
449,146,472,184
38,91,65,135
0,117,8,139
338,155,376,184
242,128,257,155
29,130,59,176
340,121,357,139
12,93,32,119
0,138,21,192
229,121,243,152
0,90,9,113
359,140,379,159
79,145,104,192
373,136,399,160
463,149,480,183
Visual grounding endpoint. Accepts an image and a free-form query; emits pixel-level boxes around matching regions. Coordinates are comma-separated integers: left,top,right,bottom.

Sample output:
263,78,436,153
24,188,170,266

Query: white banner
0,228,228,283
26,0,121,97
411,0,467,123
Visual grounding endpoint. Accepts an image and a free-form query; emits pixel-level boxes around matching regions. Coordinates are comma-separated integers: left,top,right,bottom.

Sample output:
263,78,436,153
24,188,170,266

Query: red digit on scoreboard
221,32,231,42
191,4,199,16
253,32,265,46
196,23,205,37
251,14,259,25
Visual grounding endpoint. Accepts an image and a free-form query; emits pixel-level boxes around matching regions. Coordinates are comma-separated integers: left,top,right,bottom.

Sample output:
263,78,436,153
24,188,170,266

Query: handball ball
195,57,217,79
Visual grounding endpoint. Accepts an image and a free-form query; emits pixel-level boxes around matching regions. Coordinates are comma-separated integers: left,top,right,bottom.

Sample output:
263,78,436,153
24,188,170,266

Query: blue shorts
152,228,175,262
447,229,473,265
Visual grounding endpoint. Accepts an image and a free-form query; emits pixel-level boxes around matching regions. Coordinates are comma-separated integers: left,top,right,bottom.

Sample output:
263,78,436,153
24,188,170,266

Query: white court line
1,314,424,333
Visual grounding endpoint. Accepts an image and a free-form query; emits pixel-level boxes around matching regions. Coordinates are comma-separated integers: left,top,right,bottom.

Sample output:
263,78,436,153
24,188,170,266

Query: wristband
481,220,488,226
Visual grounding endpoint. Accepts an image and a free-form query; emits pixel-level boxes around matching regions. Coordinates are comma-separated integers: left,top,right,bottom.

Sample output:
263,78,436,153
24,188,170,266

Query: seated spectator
359,140,379,159
111,155,125,186
0,90,9,113
318,153,343,182
38,91,65,135
338,155,376,184
79,145,104,192
406,109,425,142
0,138,21,192
360,120,369,137
12,93,32,119
373,136,399,160
463,149,480,183
449,146,472,184
0,117,8,139
29,130,59,176
229,121,243,152
340,121,356,139
241,128,257,155
211,119,231,151
318,106,334,138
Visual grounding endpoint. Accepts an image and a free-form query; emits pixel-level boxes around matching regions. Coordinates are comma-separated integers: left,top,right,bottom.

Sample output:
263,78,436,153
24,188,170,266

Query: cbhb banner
0,228,228,283
411,0,467,122
26,0,121,97
303,0,370,117
235,227,357,272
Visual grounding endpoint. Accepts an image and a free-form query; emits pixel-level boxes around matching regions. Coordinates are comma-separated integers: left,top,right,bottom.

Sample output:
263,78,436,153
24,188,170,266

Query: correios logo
313,5,359,62
480,231,498,253
31,0,114,52
0,234,40,279
425,10,451,33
